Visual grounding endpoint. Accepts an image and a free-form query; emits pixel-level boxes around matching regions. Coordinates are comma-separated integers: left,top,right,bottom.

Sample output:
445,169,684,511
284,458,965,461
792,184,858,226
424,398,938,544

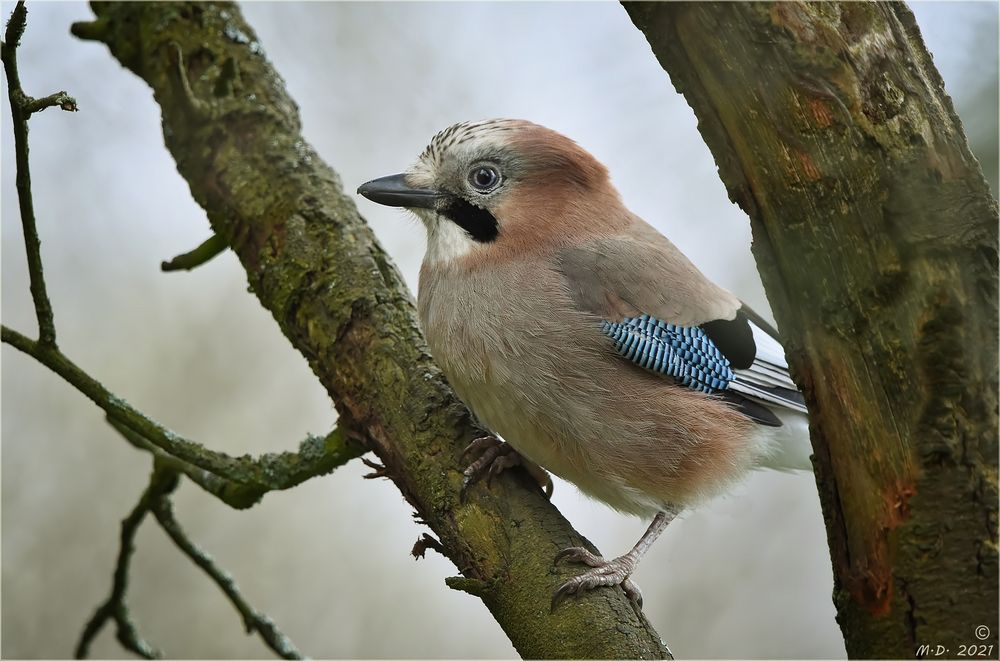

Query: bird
357,119,811,609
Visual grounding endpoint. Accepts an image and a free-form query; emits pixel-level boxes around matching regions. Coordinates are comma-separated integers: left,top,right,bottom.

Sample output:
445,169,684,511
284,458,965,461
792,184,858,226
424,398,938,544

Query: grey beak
357,173,444,209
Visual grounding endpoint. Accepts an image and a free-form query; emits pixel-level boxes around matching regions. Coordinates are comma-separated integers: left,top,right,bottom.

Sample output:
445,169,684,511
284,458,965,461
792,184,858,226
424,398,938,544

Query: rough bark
623,2,998,658
69,2,671,658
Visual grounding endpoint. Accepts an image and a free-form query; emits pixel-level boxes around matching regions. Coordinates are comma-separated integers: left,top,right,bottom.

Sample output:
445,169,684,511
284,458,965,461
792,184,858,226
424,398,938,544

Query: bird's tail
753,408,813,472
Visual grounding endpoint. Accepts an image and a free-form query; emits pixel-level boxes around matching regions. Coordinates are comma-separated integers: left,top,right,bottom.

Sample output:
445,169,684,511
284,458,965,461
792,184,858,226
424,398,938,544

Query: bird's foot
461,435,553,499
551,547,643,610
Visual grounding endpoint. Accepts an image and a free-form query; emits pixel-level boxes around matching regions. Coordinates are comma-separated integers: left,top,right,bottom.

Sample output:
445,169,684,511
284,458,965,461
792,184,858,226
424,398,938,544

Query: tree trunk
623,2,998,657
70,2,672,658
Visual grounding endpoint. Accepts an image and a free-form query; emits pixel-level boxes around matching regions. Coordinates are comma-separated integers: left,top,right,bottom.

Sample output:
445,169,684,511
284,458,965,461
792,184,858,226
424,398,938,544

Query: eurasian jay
358,119,811,608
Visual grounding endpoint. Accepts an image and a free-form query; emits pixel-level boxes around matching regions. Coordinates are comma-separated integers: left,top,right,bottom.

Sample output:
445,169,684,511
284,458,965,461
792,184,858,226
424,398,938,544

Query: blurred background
2,2,996,658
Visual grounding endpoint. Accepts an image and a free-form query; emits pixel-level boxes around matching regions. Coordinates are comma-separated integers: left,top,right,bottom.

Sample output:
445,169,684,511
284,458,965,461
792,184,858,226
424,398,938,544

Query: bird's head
357,119,620,265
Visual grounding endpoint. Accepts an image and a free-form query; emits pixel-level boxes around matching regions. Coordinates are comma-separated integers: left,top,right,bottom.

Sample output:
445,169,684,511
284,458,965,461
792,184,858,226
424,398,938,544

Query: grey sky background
2,2,997,658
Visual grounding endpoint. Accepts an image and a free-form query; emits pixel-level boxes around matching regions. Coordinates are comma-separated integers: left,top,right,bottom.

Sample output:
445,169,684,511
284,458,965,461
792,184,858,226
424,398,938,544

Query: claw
460,436,506,500
550,548,641,611
517,456,555,499
622,578,643,608
462,435,499,459
550,509,676,611
553,546,604,568
459,435,553,500
486,452,521,486
550,580,582,612
361,457,388,480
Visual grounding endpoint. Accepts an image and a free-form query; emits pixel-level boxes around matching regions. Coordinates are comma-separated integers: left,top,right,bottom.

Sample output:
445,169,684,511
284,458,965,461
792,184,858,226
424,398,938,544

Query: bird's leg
461,435,553,498
551,507,678,610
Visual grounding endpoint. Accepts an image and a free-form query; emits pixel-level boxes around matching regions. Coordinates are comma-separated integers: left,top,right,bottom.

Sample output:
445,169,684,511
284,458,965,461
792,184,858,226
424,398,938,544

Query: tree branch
2,4,358,657
77,465,306,658
1,1,77,348
22,89,77,113
161,233,227,272
110,418,263,508
623,2,998,655
108,416,361,509
2,325,366,506
152,495,303,659
70,3,670,656
75,467,178,660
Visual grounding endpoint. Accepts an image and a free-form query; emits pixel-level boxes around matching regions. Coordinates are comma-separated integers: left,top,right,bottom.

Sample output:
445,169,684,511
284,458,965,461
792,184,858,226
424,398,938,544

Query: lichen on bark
623,2,997,657
70,2,671,657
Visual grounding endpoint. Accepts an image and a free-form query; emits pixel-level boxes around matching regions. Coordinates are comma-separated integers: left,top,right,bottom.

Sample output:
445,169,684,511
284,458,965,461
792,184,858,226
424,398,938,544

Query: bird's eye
468,165,500,192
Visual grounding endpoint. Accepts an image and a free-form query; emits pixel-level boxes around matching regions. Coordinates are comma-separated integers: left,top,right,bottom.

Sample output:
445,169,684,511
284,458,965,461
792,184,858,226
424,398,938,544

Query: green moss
75,2,673,657
624,2,998,656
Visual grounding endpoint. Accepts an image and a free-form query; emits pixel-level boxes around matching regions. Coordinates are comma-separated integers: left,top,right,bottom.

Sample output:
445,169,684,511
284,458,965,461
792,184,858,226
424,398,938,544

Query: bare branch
161,233,227,272
1,0,76,348
75,468,179,659
3,4,352,658
152,496,304,659
77,464,305,658
2,326,366,505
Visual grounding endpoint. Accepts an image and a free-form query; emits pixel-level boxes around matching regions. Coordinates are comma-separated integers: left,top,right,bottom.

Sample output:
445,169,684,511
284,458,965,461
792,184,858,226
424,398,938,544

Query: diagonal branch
3,4,352,658
152,495,303,659
77,464,306,658
1,5,363,560
70,3,670,657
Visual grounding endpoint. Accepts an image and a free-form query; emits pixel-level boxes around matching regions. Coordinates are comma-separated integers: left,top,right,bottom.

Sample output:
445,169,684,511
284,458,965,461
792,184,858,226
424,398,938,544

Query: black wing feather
700,309,756,369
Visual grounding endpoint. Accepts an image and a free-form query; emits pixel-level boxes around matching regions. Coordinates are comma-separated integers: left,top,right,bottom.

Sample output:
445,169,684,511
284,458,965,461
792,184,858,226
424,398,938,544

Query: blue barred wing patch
601,315,734,393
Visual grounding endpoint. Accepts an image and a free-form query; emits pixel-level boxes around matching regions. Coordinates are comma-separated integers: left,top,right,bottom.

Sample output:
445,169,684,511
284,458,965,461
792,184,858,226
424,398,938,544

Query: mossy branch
161,233,228,272
623,2,998,656
108,416,362,509
68,2,671,657
2,325,366,508
2,5,363,655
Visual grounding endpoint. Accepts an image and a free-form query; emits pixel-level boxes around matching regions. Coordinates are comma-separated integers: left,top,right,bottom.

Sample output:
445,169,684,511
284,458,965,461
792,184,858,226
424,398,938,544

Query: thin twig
2,1,76,348
24,90,77,113
153,496,304,659
1,2,28,84
2,325,366,500
75,468,179,659
161,233,227,272
5,4,344,658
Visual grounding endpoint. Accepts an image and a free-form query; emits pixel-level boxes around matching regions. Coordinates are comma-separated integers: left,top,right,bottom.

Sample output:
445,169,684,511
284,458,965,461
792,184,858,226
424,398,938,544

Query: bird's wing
555,226,806,425
554,219,743,327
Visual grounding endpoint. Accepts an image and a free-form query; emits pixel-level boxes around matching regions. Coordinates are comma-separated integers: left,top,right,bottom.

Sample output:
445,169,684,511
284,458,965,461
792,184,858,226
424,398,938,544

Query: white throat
421,211,478,265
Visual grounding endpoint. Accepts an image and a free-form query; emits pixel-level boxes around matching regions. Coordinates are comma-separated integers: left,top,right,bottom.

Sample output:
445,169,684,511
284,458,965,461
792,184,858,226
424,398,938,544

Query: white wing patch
727,319,807,414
